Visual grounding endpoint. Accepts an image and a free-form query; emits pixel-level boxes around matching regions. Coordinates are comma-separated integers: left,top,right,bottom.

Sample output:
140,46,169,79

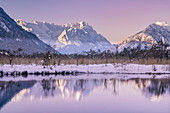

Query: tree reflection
37,78,170,101
141,79,170,100
41,79,56,97
0,77,170,110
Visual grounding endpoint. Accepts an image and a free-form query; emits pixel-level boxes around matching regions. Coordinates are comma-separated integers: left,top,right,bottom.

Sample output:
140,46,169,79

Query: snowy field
0,63,169,74
0,63,170,81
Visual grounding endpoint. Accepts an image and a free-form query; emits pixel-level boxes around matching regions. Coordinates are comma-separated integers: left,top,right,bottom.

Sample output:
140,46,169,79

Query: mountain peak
117,21,170,52
14,19,28,27
155,21,169,27
79,21,88,27
15,19,26,23
0,7,4,12
64,21,89,29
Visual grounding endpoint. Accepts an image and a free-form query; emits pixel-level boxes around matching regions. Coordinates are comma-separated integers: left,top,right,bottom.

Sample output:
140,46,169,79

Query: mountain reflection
0,81,35,109
40,79,104,100
0,78,170,109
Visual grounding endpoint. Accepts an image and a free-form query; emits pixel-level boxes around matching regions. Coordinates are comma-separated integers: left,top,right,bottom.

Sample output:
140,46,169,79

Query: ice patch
155,22,169,26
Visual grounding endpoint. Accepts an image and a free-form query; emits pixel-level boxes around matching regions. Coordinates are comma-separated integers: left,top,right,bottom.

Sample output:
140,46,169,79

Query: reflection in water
0,78,170,110
141,79,170,101
29,79,104,101
0,81,35,109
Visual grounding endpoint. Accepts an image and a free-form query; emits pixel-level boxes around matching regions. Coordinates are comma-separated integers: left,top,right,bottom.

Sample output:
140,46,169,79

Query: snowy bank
1,74,170,82
0,64,169,75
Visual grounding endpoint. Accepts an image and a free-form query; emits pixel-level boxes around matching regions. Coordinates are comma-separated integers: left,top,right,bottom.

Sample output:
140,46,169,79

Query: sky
0,0,170,44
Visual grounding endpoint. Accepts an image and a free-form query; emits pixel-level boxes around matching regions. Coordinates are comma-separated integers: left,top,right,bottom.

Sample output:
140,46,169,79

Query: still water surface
0,75,170,113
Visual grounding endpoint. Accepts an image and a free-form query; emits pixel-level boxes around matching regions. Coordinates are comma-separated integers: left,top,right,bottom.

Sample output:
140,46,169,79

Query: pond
0,75,170,113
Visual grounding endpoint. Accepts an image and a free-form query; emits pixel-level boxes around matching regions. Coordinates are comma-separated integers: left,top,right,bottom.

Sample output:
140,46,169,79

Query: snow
79,21,88,29
64,21,88,29
0,64,169,75
155,22,169,26
166,47,170,51
16,38,21,42
33,21,38,24
114,22,170,52
15,19,111,54
0,21,10,32
0,9,55,55
58,30,69,45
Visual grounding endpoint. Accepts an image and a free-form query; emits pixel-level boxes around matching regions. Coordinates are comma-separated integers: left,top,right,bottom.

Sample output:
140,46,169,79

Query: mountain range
0,7,55,54
0,7,170,55
16,19,170,54
15,19,111,54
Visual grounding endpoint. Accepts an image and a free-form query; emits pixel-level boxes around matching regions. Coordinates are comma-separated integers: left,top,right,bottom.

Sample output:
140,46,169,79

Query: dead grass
0,56,169,65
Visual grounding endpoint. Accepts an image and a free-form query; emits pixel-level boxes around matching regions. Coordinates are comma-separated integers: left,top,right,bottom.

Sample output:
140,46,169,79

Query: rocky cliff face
15,20,111,54
0,7,55,54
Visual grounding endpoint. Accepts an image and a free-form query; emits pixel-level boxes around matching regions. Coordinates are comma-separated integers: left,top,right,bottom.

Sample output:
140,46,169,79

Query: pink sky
0,0,170,43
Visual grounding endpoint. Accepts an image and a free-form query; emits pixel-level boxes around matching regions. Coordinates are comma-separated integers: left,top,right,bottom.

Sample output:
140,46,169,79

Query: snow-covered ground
0,63,169,74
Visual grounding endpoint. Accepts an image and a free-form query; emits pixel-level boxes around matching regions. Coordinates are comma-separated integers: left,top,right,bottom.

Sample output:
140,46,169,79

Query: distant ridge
108,22,170,52
0,7,55,54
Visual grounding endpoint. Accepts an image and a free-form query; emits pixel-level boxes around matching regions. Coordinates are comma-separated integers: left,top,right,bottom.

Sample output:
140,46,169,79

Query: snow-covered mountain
0,7,55,54
15,20,111,54
117,22,170,51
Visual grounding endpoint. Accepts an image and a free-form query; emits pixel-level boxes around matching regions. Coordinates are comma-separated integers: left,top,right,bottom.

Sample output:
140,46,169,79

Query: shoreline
0,64,169,78
1,73,170,82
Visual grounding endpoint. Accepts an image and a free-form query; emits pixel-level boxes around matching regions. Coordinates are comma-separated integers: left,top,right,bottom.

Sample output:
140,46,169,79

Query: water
0,75,170,113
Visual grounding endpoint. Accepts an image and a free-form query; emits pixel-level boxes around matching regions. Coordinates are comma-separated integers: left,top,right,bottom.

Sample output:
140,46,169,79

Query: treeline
117,43,169,60
0,43,169,65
